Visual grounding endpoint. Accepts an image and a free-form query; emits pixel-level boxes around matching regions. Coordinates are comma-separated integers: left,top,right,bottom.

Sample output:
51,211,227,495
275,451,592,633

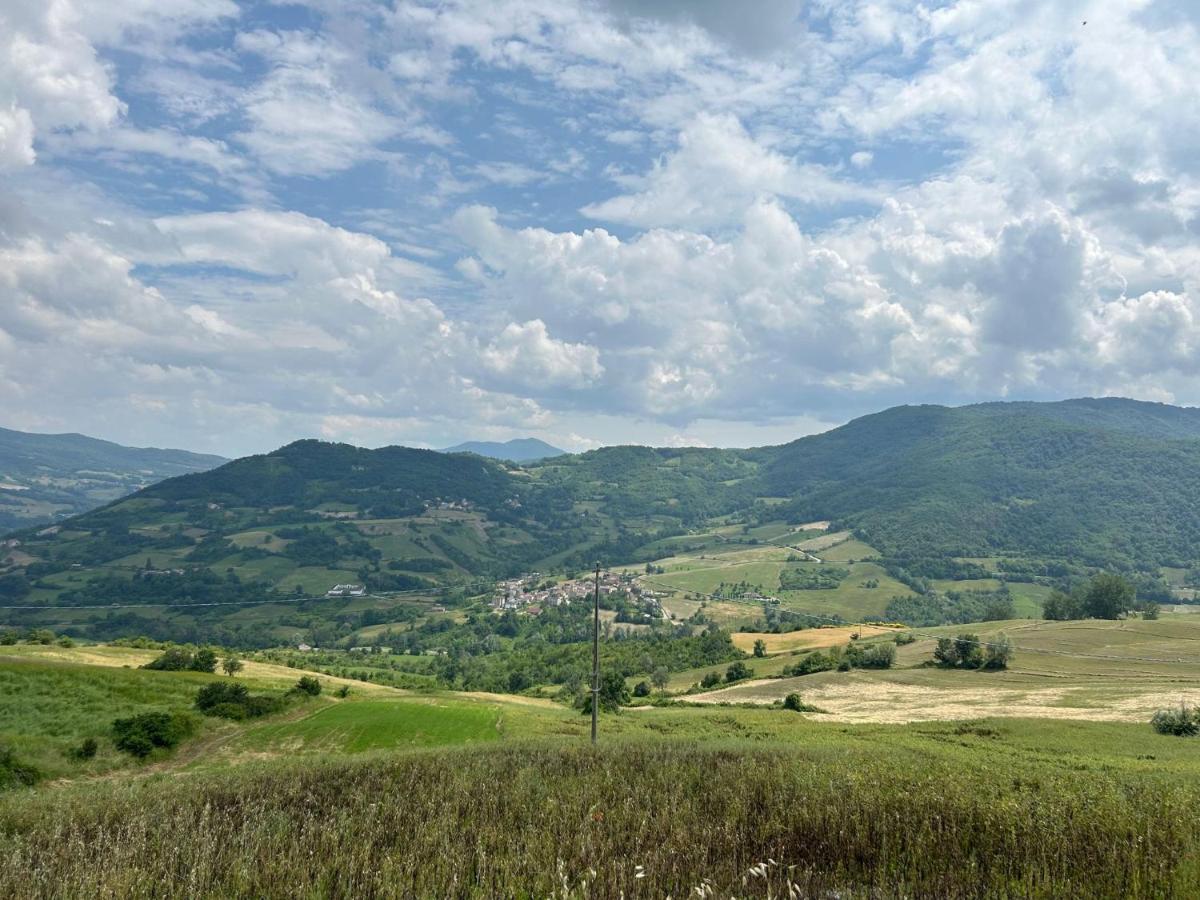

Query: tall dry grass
1,741,1197,898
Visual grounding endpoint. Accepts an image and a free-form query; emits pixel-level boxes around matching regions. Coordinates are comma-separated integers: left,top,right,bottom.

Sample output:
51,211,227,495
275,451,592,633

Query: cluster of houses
490,571,646,614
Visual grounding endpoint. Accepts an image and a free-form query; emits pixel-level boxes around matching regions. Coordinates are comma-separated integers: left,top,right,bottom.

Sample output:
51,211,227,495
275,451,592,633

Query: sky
1,0,1199,457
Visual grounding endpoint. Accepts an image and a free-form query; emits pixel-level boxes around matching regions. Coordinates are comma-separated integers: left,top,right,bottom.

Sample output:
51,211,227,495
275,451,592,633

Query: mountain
7,397,1200,645
440,438,567,462
0,426,226,532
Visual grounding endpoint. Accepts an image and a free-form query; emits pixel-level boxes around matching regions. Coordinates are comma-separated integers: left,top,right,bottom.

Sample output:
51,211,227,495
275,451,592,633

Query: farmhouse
326,584,366,597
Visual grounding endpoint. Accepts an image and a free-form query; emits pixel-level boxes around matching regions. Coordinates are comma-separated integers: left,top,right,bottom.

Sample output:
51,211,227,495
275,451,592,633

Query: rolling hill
5,397,1200,645
0,426,226,532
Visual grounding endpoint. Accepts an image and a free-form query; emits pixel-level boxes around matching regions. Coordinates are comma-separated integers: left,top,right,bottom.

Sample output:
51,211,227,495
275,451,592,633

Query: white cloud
582,113,874,228
483,320,603,389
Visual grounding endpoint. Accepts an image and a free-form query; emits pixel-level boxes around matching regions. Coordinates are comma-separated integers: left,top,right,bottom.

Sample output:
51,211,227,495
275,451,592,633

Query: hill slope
7,397,1200,645
0,427,225,531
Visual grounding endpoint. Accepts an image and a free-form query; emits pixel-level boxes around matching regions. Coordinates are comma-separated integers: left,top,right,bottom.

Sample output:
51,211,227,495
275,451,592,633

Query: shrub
894,631,916,645
725,660,753,683
859,642,896,669
195,682,282,719
143,647,194,671
1152,705,1199,737
699,671,722,689
295,676,322,696
335,685,351,698
782,693,816,712
195,682,250,712
633,681,651,697
207,702,248,721
191,648,219,674
782,650,837,677
111,712,195,758
68,737,99,761
0,745,42,790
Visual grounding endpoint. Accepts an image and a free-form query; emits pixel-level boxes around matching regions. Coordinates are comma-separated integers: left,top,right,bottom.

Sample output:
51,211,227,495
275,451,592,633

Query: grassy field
3,728,1199,898
687,615,1200,723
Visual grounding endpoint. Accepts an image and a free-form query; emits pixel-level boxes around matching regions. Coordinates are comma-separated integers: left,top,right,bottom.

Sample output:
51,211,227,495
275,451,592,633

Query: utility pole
591,561,600,745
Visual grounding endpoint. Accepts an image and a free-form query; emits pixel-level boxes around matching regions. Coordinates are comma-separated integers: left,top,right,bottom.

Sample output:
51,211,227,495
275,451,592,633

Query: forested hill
138,440,522,515
762,400,1200,566
8,398,1200,604
0,426,225,532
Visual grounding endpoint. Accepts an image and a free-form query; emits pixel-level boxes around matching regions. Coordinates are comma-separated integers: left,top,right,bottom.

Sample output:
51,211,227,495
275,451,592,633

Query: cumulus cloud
583,114,874,228
483,320,604,389
3,0,1200,452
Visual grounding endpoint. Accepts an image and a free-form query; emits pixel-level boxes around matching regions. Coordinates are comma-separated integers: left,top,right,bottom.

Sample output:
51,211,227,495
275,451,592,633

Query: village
490,570,668,621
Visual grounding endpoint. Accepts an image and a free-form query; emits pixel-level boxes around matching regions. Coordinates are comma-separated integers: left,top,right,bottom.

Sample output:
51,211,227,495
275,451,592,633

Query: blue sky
1,0,1199,456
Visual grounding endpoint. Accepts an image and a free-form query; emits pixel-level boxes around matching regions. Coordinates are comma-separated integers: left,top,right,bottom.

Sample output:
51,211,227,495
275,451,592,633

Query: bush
195,682,282,719
207,702,248,721
142,647,194,671
894,631,916,645
1152,705,1199,737
68,737,99,761
111,712,195,758
782,693,817,712
699,671,722,689
632,681,651,697
725,660,753,683
858,642,896,669
191,648,218,674
295,676,322,696
782,650,837,677
0,745,41,790
195,681,250,712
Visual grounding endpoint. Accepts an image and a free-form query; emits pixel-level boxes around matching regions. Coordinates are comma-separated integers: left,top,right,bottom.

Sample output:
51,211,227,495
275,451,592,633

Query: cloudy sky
2,0,1198,457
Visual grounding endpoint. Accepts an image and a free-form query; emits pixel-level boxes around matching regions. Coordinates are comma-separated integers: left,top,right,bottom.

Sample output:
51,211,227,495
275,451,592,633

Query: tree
983,632,1012,670
222,657,244,677
933,637,959,667
752,639,767,658
700,671,722,689
581,671,631,714
953,634,984,669
1042,590,1082,621
191,648,218,673
633,680,651,697
725,660,753,683
1084,574,1136,619
651,666,669,692
295,676,322,696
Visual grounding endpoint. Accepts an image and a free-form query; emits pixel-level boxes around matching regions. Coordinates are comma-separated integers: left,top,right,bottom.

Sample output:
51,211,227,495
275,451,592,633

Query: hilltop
0,426,226,532
440,437,567,462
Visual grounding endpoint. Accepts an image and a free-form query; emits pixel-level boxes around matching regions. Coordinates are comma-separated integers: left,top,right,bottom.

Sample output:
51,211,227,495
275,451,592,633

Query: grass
687,615,1200,722
233,698,502,754
2,734,1198,898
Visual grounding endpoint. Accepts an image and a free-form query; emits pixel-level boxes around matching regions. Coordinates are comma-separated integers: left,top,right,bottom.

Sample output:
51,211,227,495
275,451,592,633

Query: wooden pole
591,561,600,745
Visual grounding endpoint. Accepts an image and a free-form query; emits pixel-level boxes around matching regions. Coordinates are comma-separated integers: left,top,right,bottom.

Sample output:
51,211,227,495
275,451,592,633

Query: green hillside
5,398,1200,646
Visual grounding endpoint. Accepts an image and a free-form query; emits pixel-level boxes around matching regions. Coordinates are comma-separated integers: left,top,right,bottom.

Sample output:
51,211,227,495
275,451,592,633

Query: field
4,721,1200,897
687,615,1200,723
5,633,1200,896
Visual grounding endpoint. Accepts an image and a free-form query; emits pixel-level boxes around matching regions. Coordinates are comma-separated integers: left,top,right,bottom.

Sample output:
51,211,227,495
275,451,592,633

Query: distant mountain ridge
440,438,567,462
0,426,226,531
